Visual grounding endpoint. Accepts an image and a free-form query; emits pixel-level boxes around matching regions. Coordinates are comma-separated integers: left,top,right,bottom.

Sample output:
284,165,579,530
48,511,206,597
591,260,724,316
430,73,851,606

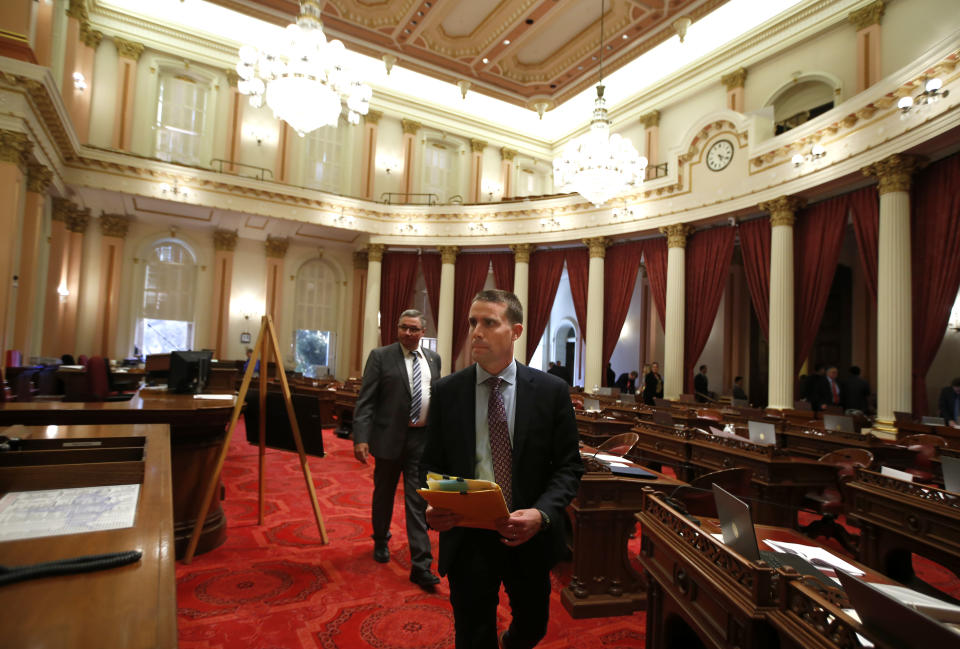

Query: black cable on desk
0,550,142,587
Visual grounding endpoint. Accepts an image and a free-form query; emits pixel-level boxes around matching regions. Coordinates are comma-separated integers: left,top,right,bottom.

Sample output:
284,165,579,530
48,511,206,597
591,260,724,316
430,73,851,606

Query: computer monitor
168,350,213,394
940,456,960,493
921,416,946,426
747,420,777,446
823,414,856,433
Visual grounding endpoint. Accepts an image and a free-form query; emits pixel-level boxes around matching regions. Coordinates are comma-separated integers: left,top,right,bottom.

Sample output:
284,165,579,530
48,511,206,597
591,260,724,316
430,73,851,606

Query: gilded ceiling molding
401,119,421,135
264,235,289,258
500,148,517,162
353,250,368,270
364,109,382,125
661,224,693,248
759,196,806,227
99,212,130,238
469,139,487,153
366,243,386,262
438,245,459,264
212,229,238,251
0,129,32,169
26,163,53,193
584,237,608,258
639,110,661,129
721,68,748,90
52,197,74,222
114,37,145,60
510,243,534,263
862,154,926,195
65,207,91,233
848,1,884,31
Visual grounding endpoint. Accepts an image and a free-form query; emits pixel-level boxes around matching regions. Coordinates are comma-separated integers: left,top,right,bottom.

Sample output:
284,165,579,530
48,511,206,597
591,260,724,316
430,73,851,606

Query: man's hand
495,508,543,547
426,505,461,531
354,442,369,464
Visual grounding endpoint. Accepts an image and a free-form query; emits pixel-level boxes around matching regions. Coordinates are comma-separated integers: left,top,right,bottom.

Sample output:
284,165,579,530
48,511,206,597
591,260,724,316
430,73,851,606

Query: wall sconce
333,208,355,227
160,180,189,199
791,143,826,167
540,216,561,229
378,156,401,175
57,282,70,302
397,221,419,234
612,201,639,219
72,71,87,91
468,221,489,233
481,180,502,202
898,77,950,117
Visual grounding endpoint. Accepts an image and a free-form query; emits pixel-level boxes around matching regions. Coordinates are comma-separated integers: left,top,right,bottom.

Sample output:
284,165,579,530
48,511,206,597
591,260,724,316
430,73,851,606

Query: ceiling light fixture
552,0,646,206
235,0,372,136
897,77,950,117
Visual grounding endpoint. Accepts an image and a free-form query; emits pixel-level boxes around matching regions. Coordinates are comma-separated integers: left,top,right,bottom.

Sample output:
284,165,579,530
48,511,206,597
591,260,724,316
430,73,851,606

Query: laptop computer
823,414,855,433
921,416,946,426
711,484,833,587
941,455,960,493
836,570,960,647
747,420,776,446
652,410,675,426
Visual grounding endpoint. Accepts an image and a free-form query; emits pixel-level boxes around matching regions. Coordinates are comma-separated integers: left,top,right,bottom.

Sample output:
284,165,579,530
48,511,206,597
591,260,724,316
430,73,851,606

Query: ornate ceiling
206,0,730,109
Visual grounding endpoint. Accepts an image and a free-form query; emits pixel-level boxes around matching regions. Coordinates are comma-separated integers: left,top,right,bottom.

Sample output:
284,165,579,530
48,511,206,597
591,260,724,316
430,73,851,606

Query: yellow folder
418,472,510,530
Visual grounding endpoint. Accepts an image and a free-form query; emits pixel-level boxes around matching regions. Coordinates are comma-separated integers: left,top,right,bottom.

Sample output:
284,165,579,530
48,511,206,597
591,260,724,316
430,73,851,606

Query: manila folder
418,475,509,530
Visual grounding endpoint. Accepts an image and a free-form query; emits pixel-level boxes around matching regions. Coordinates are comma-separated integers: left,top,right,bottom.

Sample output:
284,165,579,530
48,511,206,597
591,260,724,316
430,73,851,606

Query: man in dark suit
546,361,565,382
353,309,441,589
605,362,616,388
806,364,827,411
615,370,638,394
842,366,871,413
422,289,584,649
732,376,748,401
693,365,710,402
938,377,960,428
642,361,663,405
817,365,844,411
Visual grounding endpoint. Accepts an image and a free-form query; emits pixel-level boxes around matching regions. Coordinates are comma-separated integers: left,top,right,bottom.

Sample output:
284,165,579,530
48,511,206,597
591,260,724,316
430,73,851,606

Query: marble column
640,110,660,167
62,205,91,355
361,243,385,364
94,213,130,357
583,237,607,392
400,119,421,201
850,1,884,92
0,131,29,371
223,70,243,173
862,153,923,431
209,229,238,360
468,139,486,203
350,250,368,375
436,246,458,375
661,224,692,399
111,37,144,151
264,236,289,325
759,195,806,410
510,244,534,364
361,110,382,200
63,0,101,143
721,68,747,113
13,163,52,359
43,198,71,356
500,148,516,199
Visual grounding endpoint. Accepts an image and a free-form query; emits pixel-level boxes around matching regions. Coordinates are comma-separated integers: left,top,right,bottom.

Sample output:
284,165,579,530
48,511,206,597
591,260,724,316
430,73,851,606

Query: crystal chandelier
553,0,646,207
235,0,372,136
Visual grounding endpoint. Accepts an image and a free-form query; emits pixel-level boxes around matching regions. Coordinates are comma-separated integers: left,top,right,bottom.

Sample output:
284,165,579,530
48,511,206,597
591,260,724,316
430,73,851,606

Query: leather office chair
800,448,874,552
5,349,22,368
87,356,111,401
671,467,753,518
899,434,945,482
594,432,639,458
570,395,584,410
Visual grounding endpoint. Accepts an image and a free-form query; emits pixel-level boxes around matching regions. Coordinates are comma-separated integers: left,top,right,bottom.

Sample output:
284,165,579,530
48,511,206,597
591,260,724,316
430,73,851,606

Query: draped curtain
420,252,442,329
602,241,644,369
525,249,566,360
849,186,879,304
683,226,736,392
565,248,590,340
794,194,848,368
912,153,960,414
451,253,493,363
739,217,771,340
644,237,669,330
490,252,515,291
379,251,420,346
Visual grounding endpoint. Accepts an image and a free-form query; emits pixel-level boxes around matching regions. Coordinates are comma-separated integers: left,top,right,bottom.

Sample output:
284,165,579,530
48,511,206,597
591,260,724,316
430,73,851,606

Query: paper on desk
0,484,140,542
764,539,864,575
594,453,628,463
193,394,235,400
841,610,876,649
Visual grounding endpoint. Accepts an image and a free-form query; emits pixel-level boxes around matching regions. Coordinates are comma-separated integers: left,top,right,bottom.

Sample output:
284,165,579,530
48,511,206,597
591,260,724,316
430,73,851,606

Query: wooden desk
0,423,177,649
562,451,685,618
0,388,234,558
778,425,917,469
575,413,636,446
332,388,359,437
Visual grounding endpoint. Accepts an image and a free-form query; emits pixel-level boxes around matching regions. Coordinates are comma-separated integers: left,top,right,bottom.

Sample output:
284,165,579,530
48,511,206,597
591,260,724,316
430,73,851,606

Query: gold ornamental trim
849,0,884,31
52,198,74,222
862,154,926,195
213,229,238,251
0,129,32,169
353,250,368,270
721,68,747,91
583,237,608,259
114,37,144,61
661,224,693,248
470,139,487,154
366,243,386,263
99,212,130,238
439,245,459,265
364,109,382,125
759,195,806,227
80,24,103,49
66,207,91,233
639,110,661,129
510,243,534,263
264,235,289,258
500,147,517,162
401,119,421,135
225,69,239,87
26,163,53,193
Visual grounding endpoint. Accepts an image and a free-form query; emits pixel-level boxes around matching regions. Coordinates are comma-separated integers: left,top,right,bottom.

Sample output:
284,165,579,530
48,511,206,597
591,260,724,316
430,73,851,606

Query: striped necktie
485,376,512,509
410,350,422,424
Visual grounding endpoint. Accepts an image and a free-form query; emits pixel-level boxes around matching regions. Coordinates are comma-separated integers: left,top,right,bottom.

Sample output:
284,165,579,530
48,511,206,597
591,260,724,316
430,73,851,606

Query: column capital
500,147,517,162
849,0,884,31
583,237,608,258
52,197,74,222
438,246,460,265
401,119,421,135
366,243,386,262
114,37,144,60
510,243,535,263
470,139,487,154
862,154,926,195
721,68,747,91
353,249,368,269
639,109,660,128
213,229,238,251
225,69,239,87
66,207,91,233
264,235,289,259
0,129,32,169
99,212,130,238
67,0,88,21
364,109,382,125
80,24,103,49
759,195,806,226
26,163,53,193
660,224,693,248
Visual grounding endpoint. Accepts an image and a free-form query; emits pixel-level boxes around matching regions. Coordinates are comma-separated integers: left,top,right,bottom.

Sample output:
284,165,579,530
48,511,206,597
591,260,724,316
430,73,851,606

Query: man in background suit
615,370,638,394
817,365,844,411
842,366,871,413
694,365,710,402
353,309,441,589
939,377,960,428
732,376,748,401
642,362,663,405
423,290,584,649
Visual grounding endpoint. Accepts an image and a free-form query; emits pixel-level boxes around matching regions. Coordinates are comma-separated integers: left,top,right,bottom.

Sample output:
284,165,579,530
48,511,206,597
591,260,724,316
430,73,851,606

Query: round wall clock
706,139,734,171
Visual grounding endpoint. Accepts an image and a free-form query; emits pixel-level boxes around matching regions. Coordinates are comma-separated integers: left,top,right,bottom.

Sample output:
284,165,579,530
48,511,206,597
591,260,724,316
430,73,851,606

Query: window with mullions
422,141,457,202
136,239,197,356
155,74,207,166
293,259,340,375
304,119,346,193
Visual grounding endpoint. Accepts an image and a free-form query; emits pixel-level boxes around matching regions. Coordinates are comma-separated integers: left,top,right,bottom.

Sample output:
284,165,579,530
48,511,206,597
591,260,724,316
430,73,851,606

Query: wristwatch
536,508,551,532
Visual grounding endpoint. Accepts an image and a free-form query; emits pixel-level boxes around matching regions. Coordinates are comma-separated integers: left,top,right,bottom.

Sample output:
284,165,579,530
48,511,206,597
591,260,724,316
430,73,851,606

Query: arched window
136,238,197,355
154,73,209,165
292,258,340,376
770,79,836,135
304,119,346,193
421,138,462,202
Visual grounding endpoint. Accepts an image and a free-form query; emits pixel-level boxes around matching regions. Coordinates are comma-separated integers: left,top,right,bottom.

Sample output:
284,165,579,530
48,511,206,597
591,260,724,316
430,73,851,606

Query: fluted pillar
274,123,292,183
468,139,486,202
850,1,884,92
62,205,91,354
583,237,607,391
223,70,242,172
662,225,692,399
13,163,52,359
361,110,382,200
93,213,130,357
510,244,534,364
437,246,458,375
721,68,747,113
361,244,385,363
43,198,71,356
760,196,806,409
863,154,922,431
0,131,29,373
264,236,289,326
500,148,516,199
209,229,238,359
400,119,421,201
640,110,660,166
111,37,144,151
350,250,368,375
62,1,101,143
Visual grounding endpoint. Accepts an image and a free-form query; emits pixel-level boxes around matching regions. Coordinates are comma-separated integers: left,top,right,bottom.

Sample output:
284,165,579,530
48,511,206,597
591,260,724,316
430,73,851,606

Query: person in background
732,376,748,401
938,377,960,428
806,364,827,411
547,362,565,383
817,365,843,411
242,348,260,375
843,366,871,414
615,370,639,394
605,362,616,388
642,362,663,406
694,365,711,402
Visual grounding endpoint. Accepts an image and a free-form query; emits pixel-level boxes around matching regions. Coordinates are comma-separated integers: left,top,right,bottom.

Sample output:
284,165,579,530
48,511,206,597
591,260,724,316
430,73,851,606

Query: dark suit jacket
817,376,844,410
842,376,871,413
939,386,960,424
615,373,636,394
693,373,709,402
353,342,441,460
642,372,663,405
421,363,584,576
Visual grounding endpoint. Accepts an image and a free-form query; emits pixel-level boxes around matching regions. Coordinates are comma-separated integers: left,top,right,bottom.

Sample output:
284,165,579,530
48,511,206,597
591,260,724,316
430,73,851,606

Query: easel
183,314,328,564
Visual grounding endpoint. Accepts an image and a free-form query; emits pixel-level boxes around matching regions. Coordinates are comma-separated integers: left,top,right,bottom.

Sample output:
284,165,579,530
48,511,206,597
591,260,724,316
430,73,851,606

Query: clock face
706,139,734,171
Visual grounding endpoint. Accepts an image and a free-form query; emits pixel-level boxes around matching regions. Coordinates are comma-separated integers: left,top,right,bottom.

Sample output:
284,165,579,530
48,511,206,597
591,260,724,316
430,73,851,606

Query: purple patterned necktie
485,376,512,510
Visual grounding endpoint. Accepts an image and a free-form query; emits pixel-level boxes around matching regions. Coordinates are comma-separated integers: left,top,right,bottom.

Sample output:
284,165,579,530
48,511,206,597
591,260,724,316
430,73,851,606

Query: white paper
880,466,915,482
764,539,864,575
841,610,876,648
193,394,235,400
594,453,627,463
0,484,140,541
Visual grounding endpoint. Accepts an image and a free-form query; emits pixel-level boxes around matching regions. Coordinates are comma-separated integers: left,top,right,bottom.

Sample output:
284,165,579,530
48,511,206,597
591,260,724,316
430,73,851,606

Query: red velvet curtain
490,252,515,291
565,248,590,340
912,153,960,415
794,194,848,368
849,186,879,304
644,237,668,330
683,226,736,392
739,217,771,340
602,241,644,368
526,249,566,360
420,252,442,329
379,251,420,346
451,253,493,364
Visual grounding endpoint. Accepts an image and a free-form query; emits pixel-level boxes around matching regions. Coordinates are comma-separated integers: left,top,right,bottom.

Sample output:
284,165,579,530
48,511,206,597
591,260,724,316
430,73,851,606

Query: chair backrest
86,356,110,401
900,434,945,468
818,448,874,479
13,369,37,401
595,432,640,458
36,367,61,395
570,395,584,410
5,349,22,368
77,354,89,366
674,467,754,518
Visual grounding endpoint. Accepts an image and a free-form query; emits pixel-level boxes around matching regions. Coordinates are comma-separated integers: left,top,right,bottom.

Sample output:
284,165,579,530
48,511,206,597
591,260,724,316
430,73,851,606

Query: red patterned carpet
175,422,648,649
